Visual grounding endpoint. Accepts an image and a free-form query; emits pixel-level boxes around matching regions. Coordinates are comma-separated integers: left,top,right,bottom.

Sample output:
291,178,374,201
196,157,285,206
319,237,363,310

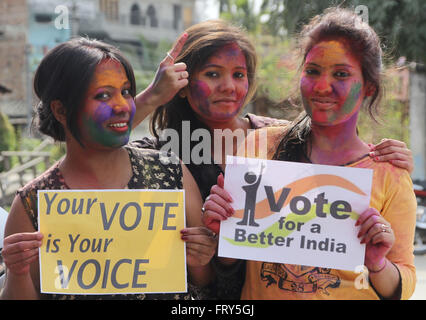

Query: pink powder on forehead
209,43,246,62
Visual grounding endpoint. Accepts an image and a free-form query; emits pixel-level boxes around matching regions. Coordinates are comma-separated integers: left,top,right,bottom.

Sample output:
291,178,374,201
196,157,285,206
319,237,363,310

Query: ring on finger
209,230,217,239
381,223,389,233
201,206,206,215
166,52,174,61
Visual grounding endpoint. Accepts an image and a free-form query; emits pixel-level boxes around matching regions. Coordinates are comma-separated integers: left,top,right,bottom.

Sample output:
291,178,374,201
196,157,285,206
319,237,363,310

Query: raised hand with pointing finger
133,32,189,127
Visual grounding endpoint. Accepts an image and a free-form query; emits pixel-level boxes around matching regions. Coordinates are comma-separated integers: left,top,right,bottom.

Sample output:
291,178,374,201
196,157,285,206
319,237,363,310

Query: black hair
33,37,136,145
274,7,384,162
151,19,257,141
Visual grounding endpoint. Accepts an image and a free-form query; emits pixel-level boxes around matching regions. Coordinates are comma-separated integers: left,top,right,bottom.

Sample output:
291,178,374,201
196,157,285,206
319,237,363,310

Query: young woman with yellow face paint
202,8,417,300
0,38,216,300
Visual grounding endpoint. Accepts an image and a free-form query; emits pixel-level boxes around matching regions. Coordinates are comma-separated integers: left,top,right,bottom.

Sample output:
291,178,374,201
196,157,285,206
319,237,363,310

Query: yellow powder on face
305,40,349,67
89,59,129,92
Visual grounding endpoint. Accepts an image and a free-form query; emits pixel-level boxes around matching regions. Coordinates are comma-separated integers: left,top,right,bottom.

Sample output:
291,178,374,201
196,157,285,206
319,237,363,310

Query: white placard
218,156,373,271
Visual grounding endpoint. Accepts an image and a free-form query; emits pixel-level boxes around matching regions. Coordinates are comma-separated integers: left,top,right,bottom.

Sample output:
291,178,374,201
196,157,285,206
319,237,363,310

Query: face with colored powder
78,59,135,149
184,43,249,123
300,39,366,127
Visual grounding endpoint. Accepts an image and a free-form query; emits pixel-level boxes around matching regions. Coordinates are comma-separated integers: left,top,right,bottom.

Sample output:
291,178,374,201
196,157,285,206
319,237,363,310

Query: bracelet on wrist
368,259,387,274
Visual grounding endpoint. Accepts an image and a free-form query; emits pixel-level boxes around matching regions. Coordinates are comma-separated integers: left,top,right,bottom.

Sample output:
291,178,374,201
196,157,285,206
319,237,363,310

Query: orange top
238,127,417,300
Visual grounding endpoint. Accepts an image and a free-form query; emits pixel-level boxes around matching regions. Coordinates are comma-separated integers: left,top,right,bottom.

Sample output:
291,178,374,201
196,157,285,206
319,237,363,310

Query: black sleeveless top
17,145,191,300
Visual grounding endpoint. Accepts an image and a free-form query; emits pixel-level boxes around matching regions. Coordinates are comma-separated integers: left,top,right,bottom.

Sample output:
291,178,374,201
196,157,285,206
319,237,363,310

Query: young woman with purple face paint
78,59,136,149
0,38,217,300
202,8,416,300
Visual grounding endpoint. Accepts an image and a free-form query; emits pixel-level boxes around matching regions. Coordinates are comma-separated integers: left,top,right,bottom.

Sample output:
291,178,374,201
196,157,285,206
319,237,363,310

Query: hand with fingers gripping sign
2,232,43,275
134,33,189,125
356,208,395,273
201,174,234,235
201,174,397,274
181,227,217,267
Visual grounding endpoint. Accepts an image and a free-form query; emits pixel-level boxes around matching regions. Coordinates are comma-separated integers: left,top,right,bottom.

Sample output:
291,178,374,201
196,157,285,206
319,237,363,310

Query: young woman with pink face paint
202,8,416,300
1,38,216,300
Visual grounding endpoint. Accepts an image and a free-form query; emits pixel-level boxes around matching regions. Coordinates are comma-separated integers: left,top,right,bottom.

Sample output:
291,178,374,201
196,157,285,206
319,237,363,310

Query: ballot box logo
230,170,366,250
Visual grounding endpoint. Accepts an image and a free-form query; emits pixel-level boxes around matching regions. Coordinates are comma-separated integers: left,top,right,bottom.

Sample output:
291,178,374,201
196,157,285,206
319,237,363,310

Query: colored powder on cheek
300,77,314,116
237,82,249,107
93,102,114,125
190,80,211,116
328,82,362,122
83,116,130,147
82,102,130,148
341,82,362,114
128,100,136,126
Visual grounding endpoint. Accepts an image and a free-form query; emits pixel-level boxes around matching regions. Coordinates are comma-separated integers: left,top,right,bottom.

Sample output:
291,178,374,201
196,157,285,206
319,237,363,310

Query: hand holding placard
38,190,186,295
216,156,373,271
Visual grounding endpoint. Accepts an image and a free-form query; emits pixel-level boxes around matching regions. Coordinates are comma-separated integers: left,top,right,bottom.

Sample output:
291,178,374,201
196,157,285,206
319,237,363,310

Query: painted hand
144,32,189,107
201,173,234,234
356,208,395,271
2,232,43,275
181,227,217,267
369,138,413,173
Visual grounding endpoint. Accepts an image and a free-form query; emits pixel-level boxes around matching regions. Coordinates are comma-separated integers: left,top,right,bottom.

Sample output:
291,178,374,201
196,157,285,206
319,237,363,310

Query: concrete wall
0,0,29,118
409,64,426,182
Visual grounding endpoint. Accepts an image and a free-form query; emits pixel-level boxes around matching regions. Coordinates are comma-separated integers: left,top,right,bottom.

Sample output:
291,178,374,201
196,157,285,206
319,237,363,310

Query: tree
262,0,339,36
260,0,426,63
220,0,262,33
0,112,16,171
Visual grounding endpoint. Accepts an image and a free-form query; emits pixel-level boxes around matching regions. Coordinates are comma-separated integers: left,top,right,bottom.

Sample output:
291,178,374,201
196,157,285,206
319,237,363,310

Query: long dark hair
33,37,136,145
274,7,384,162
149,20,258,199
150,19,258,142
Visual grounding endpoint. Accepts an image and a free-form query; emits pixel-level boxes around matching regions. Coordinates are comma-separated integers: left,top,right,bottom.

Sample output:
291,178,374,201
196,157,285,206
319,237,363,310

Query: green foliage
353,0,426,64
49,142,66,163
255,36,297,102
139,36,173,71
264,0,340,37
358,67,410,145
259,0,426,63
0,112,16,151
134,37,174,94
0,112,16,171
134,69,156,94
220,0,262,33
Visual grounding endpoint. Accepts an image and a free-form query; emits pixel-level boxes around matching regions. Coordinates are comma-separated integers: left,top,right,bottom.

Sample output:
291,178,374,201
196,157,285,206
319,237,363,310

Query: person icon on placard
237,162,265,227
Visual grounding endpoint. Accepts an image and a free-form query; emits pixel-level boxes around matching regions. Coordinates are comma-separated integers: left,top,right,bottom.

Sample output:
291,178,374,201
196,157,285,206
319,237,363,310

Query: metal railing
0,139,53,207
